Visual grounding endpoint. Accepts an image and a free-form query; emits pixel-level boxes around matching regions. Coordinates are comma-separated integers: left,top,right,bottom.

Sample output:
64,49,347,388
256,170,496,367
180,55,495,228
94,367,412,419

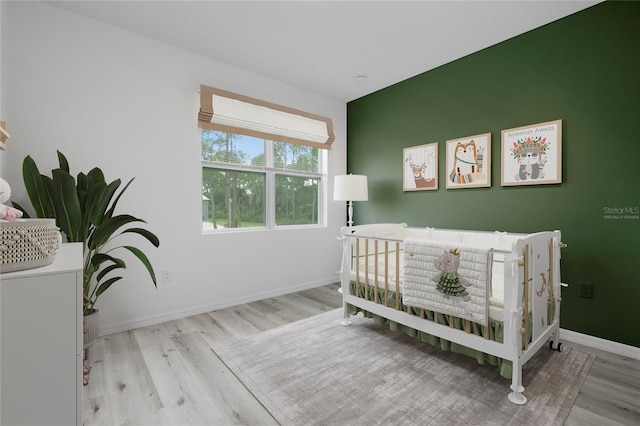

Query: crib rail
353,237,403,310
345,233,498,340
339,226,563,358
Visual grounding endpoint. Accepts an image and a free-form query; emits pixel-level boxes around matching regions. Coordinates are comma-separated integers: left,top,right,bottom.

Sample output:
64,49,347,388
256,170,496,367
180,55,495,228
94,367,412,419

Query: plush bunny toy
0,178,23,221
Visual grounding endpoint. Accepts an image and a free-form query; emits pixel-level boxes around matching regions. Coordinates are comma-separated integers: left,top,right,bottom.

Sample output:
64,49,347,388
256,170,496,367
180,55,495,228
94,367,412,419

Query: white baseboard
99,277,339,336
560,328,640,360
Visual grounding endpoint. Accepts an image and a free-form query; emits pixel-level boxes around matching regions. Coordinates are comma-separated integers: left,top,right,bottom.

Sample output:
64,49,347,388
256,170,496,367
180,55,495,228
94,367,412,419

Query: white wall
1,0,6,173
0,1,4,418
2,1,347,335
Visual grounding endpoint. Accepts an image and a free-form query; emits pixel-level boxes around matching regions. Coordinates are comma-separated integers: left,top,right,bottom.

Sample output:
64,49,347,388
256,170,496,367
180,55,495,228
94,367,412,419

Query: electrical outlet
578,281,593,299
161,269,173,283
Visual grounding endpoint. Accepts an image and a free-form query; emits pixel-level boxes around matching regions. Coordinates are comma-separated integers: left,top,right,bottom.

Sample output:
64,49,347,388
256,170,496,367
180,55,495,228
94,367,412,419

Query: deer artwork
408,161,435,189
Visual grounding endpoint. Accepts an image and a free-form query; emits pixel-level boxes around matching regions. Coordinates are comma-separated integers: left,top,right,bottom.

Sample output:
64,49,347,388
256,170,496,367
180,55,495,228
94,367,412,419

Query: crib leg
549,325,562,351
508,358,527,405
549,334,563,351
341,302,352,326
550,340,563,352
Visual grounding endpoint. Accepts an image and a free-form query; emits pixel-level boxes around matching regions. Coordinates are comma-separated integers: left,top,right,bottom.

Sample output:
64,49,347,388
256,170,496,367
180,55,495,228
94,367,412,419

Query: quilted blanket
403,238,493,327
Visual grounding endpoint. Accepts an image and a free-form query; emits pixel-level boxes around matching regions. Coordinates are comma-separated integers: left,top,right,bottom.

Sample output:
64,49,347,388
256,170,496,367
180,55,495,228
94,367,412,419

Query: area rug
214,309,594,426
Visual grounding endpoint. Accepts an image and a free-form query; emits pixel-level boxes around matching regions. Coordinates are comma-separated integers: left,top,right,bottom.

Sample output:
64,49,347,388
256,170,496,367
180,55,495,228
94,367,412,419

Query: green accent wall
347,1,640,347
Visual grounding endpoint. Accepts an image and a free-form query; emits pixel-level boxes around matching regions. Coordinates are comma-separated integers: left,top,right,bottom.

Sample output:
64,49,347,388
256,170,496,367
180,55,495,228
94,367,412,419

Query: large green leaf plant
14,151,160,315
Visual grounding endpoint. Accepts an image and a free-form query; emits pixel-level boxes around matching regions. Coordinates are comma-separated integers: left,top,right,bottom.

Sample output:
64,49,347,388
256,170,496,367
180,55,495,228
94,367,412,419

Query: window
198,84,333,232
202,130,325,231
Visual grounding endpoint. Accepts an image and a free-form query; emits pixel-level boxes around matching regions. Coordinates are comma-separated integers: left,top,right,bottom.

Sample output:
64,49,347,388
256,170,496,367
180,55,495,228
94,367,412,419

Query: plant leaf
57,150,70,174
122,227,160,247
123,245,157,287
96,263,122,283
51,169,82,241
86,167,106,186
80,181,106,242
105,177,134,219
41,175,55,217
90,253,126,269
22,156,54,218
89,214,144,250
76,172,87,194
92,179,120,226
95,276,123,298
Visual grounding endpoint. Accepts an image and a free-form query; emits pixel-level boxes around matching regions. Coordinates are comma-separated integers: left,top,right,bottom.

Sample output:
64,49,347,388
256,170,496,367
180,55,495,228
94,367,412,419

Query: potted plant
14,151,160,349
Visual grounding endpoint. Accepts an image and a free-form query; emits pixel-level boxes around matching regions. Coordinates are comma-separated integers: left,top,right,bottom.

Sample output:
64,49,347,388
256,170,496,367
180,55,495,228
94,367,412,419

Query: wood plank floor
83,283,640,425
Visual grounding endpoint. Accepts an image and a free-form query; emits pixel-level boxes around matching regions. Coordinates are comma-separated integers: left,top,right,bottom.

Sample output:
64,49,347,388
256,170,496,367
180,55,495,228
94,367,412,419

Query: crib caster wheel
549,341,563,352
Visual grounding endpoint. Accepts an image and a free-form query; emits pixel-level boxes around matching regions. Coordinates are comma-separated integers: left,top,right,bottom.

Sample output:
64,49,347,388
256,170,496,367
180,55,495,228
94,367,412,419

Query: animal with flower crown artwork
511,136,549,181
432,248,472,301
0,178,23,221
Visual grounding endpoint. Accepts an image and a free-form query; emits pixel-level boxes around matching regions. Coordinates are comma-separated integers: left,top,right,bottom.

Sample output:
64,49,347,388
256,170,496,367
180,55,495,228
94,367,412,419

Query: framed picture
501,119,562,186
403,142,438,191
0,121,9,150
445,132,491,189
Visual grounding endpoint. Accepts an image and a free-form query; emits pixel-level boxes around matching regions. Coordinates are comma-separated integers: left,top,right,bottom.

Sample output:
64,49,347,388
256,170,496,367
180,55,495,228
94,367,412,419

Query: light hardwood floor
83,283,640,425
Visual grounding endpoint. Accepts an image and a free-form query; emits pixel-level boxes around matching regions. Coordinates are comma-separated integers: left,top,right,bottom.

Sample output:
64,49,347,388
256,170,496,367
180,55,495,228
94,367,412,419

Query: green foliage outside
201,130,320,229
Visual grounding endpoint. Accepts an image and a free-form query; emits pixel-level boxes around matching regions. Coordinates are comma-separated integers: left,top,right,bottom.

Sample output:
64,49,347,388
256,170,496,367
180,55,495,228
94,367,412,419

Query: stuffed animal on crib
0,178,24,222
432,248,471,301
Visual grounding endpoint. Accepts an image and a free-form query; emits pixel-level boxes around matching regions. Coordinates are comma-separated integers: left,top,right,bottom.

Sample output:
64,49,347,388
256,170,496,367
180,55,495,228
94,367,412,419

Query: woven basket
0,218,62,273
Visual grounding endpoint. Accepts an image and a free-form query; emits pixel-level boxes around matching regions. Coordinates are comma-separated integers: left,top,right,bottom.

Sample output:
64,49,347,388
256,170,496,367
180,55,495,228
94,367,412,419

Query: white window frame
201,135,327,233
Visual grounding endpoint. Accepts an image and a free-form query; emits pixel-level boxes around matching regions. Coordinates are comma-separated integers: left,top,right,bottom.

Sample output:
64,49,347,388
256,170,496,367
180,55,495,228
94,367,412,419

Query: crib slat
548,239,554,302
395,242,400,311
364,239,369,300
483,325,489,340
523,244,530,351
449,315,454,328
420,309,425,319
465,320,471,334
355,238,360,297
374,240,379,304
384,241,389,307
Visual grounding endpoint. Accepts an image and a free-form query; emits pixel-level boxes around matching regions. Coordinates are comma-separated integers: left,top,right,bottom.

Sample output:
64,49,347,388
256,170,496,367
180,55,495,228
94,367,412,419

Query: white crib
338,223,565,404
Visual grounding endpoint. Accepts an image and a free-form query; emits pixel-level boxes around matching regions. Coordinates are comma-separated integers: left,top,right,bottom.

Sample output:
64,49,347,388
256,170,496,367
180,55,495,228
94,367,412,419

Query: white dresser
1,243,83,426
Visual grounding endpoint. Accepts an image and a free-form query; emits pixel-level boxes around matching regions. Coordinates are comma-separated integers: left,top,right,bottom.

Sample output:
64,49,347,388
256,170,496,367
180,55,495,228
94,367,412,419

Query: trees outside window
202,130,324,230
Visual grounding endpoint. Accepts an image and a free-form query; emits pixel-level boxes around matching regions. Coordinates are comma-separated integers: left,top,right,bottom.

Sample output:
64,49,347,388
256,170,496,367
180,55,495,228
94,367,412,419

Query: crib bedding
350,251,509,321
403,238,493,326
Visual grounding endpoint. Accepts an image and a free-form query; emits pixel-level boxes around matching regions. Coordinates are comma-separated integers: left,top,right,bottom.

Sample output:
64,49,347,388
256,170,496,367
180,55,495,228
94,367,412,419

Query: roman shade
199,84,335,150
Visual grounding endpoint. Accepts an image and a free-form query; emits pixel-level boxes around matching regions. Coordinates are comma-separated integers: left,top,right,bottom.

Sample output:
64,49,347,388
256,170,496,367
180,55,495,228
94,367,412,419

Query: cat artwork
449,140,486,184
511,136,548,181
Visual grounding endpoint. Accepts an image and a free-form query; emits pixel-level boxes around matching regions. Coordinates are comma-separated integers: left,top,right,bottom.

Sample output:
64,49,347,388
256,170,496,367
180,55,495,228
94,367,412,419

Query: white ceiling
47,0,599,102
